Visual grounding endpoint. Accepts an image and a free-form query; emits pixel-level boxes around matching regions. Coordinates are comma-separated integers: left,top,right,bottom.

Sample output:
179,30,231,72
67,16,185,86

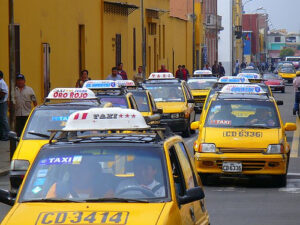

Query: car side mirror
8,131,19,142
153,108,163,114
0,189,15,206
276,100,283,106
178,186,205,205
187,99,195,104
190,121,200,130
285,123,297,131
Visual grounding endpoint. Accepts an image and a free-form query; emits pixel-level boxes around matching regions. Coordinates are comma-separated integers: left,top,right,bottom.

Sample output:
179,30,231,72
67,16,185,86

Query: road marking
291,117,300,158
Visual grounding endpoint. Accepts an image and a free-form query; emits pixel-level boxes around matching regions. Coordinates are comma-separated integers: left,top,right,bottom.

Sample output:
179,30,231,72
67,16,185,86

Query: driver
116,157,165,197
247,108,275,126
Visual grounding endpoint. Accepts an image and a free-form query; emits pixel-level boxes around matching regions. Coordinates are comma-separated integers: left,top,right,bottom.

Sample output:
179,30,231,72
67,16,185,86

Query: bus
285,56,300,69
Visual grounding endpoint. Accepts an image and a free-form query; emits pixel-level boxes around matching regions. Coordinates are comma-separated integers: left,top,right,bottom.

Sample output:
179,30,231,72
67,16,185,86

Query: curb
287,173,300,179
0,169,9,177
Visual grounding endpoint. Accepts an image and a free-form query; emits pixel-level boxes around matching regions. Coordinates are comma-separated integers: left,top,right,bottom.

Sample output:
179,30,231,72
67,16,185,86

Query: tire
200,173,209,186
273,174,287,187
182,122,191,137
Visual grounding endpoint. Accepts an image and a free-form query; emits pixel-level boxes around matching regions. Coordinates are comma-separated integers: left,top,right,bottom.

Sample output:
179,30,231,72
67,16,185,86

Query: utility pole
9,0,16,159
215,0,218,63
192,0,195,72
141,0,146,79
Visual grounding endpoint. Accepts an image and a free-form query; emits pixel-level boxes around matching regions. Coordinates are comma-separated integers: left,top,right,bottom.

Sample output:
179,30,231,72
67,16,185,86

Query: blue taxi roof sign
193,70,212,75
83,80,118,89
148,73,175,79
218,76,250,83
63,108,150,131
220,84,266,94
237,73,261,80
47,88,97,100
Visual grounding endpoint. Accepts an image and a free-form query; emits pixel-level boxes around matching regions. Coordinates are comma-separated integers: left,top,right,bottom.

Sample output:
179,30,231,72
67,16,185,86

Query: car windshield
205,100,280,128
130,92,150,112
98,96,128,108
19,146,169,202
263,74,281,79
187,79,217,90
280,67,295,73
23,109,86,140
144,84,185,102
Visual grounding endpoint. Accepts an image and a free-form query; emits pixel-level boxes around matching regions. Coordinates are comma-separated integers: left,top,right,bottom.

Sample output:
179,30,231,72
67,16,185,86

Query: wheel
273,174,287,187
182,119,191,137
199,173,209,185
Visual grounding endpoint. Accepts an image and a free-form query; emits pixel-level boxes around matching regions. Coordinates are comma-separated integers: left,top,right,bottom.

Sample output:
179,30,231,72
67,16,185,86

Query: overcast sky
243,0,300,32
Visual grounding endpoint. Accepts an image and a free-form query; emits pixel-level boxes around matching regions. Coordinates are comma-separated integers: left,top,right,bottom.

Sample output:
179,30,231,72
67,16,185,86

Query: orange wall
170,0,193,20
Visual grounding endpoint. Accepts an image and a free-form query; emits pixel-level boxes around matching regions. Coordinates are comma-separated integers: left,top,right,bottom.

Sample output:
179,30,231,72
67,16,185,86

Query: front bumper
161,118,189,132
195,152,287,175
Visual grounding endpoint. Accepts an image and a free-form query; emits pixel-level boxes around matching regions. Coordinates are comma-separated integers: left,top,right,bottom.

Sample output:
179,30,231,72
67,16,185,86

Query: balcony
205,14,223,31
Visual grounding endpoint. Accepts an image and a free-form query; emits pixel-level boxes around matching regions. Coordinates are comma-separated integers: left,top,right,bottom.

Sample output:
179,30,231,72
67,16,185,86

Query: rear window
131,92,150,112
98,96,128,108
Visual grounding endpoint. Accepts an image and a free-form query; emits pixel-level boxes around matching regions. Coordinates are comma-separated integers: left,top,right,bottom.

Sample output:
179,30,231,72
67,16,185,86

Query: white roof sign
193,70,213,75
237,73,261,80
218,76,250,83
220,84,266,94
116,80,136,87
63,108,150,131
149,73,175,79
83,80,118,89
47,88,97,100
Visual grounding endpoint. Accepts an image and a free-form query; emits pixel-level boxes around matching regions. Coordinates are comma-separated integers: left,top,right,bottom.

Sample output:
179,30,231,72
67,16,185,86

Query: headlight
11,160,30,171
266,145,283,154
200,143,216,153
171,113,180,119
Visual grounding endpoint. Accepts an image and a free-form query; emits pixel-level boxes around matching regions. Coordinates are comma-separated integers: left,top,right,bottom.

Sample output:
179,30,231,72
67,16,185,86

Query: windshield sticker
37,169,48,178
32,186,42,194
52,116,69,121
36,211,129,225
223,131,263,138
40,156,83,165
210,120,232,125
34,178,46,186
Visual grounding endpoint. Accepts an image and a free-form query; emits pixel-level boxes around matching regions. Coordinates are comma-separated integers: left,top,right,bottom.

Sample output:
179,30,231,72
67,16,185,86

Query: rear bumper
269,85,285,91
161,118,189,132
194,152,287,175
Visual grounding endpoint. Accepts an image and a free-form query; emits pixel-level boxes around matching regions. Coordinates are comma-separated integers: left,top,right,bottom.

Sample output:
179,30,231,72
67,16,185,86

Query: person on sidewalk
75,70,91,88
0,71,10,141
234,60,240,76
175,65,184,80
182,65,190,79
15,74,37,137
219,62,225,77
203,63,212,71
158,65,169,73
212,61,219,76
293,71,300,115
117,63,128,80
106,67,123,81
133,66,145,85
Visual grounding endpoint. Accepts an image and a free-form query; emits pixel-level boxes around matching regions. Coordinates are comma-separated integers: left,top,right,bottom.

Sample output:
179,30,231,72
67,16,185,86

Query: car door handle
189,207,196,222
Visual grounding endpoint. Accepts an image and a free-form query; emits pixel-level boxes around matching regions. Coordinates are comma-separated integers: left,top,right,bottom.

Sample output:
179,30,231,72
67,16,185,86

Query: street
1,84,300,224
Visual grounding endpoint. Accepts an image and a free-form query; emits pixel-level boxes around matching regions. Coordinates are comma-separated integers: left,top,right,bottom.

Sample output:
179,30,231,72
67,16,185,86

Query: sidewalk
0,141,10,176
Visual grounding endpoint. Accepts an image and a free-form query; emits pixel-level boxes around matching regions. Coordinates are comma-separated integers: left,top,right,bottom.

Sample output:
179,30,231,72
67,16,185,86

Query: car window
98,96,129,108
187,79,217,90
20,146,169,202
131,92,150,112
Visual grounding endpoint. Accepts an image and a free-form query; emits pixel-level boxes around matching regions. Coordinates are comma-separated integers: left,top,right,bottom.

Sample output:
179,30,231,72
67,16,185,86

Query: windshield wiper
21,198,83,203
28,132,50,139
233,125,271,129
85,197,149,203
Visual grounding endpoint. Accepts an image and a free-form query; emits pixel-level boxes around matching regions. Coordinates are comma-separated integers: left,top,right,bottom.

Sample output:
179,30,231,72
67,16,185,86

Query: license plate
222,162,242,173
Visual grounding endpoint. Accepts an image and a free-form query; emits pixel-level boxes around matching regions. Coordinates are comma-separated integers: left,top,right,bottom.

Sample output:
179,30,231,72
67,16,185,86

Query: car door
183,83,195,122
175,142,208,225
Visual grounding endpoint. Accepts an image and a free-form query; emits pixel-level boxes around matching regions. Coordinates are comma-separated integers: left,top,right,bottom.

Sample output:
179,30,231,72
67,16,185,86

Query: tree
280,48,295,59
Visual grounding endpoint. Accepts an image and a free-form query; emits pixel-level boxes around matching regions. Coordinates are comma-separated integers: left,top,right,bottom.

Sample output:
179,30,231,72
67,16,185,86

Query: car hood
203,127,280,149
3,202,167,225
156,102,187,113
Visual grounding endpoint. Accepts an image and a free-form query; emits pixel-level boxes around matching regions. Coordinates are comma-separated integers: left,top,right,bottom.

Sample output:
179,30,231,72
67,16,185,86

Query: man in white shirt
0,71,10,141
106,67,123,81
15,74,37,136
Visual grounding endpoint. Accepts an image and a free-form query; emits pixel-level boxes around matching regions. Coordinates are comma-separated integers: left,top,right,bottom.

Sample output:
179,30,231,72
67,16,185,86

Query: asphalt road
1,84,300,224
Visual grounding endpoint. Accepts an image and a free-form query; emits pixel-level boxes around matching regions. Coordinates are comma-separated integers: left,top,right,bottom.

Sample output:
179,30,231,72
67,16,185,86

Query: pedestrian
0,71,10,141
203,63,212,71
293,71,300,115
240,61,247,69
182,65,190,79
158,65,169,72
133,66,145,85
175,65,184,80
117,63,128,80
106,67,123,81
15,74,37,137
75,70,91,88
219,62,225,77
212,61,219,76
234,60,240,76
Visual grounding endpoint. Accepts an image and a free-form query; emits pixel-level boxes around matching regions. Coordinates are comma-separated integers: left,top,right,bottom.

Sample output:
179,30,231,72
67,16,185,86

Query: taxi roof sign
148,73,175,79
218,76,249,83
193,70,212,75
63,108,150,131
237,73,261,80
116,80,136,87
47,88,97,100
220,84,266,94
83,80,118,89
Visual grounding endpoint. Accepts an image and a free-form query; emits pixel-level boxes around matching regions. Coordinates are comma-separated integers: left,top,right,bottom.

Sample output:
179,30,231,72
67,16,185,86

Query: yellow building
0,0,194,104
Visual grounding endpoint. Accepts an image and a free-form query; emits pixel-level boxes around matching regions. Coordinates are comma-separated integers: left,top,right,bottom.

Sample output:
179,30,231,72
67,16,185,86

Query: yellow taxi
0,108,210,225
9,88,100,195
278,64,296,83
83,80,139,110
187,77,218,112
191,84,296,186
